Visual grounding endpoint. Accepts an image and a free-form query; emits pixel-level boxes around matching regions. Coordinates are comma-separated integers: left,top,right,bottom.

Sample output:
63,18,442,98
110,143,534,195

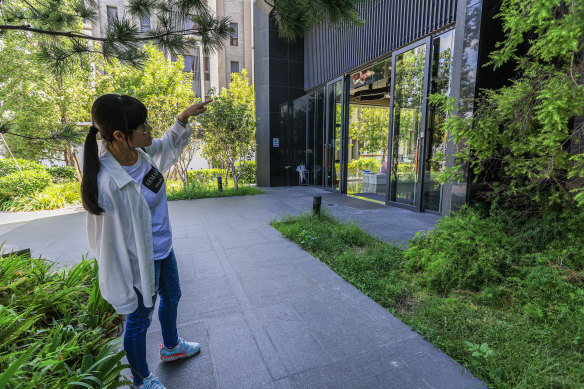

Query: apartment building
85,0,254,97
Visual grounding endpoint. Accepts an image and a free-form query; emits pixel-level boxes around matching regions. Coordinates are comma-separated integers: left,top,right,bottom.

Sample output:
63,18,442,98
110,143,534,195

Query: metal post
313,195,322,215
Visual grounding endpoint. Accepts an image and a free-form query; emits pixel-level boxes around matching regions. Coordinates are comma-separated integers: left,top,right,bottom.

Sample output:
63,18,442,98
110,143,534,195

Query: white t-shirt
122,153,172,260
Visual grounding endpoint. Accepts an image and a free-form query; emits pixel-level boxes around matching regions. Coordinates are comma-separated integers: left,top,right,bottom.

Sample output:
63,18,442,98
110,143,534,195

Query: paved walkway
0,187,486,388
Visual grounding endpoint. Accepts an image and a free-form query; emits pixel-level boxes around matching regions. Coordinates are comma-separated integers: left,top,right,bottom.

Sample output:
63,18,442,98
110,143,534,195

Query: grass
271,209,584,389
166,180,264,200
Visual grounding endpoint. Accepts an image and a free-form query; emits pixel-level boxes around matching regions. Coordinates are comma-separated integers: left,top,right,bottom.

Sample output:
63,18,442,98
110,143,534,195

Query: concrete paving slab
206,313,274,389
253,303,333,375
289,345,432,389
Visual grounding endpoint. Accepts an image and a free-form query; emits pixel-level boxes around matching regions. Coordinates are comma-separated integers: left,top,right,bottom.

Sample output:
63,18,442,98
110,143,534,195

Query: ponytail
81,125,104,215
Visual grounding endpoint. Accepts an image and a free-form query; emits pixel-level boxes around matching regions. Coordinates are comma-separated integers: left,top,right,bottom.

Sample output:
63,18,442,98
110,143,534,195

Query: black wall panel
304,0,457,90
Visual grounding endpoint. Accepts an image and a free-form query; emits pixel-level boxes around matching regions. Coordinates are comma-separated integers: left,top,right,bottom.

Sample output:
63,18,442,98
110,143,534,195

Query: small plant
0,250,129,388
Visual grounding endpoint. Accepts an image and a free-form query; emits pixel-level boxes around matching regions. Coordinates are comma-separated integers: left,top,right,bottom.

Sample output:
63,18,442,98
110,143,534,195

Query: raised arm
145,99,213,173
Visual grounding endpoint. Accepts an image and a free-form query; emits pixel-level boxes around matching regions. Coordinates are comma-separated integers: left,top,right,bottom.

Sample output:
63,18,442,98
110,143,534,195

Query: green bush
0,158,46,177
0,251,128,388
47,166,77,183
167,182,264,201
1,182,81,212
235,160,256,184
0,169,51,203
186,168,226,184
405,206,584,295
348,158,381,175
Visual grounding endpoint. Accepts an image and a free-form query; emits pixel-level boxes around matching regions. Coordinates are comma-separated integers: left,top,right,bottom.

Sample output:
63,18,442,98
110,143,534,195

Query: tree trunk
232,163,238,190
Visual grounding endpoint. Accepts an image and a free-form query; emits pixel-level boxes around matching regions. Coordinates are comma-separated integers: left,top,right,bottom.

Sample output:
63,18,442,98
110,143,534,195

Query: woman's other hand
178,99,213,122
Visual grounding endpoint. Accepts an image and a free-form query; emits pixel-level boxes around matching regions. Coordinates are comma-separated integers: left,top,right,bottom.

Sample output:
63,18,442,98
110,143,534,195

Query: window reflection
390,45,426,206
346,58,391,202
424,30,454,212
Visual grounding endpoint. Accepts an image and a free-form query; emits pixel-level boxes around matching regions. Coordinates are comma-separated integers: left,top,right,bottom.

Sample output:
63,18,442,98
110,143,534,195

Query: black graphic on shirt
143,166,164,194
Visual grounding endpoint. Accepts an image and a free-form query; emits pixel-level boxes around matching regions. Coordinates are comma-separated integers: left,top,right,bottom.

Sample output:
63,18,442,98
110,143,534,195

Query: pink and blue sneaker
160,337,200,362
132,373,166,389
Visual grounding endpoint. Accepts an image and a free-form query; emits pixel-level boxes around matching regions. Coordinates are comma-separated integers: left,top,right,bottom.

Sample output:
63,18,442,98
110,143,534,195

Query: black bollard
217,176,223,192
313,195,322,215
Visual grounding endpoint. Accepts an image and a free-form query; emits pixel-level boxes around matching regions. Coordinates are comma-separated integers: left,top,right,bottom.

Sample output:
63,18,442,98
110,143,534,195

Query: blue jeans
124,249,181,385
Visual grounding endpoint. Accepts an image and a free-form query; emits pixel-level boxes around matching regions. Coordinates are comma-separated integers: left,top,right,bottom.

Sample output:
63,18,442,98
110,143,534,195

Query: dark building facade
254,0,505,215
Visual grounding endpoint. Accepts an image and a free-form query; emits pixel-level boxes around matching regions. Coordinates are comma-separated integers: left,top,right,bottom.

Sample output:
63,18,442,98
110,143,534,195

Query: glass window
183,55,195,73
185,15,197,31
390,44,427,206
106,6,118,32
230,23,238,46
204,56,210,81
347,58,391,202
140,13,151,32
423,30,455,212
326,80,343,191
230,61,239,81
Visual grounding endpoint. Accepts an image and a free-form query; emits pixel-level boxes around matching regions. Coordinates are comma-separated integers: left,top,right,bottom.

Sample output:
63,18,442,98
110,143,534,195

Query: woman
82,94,212,389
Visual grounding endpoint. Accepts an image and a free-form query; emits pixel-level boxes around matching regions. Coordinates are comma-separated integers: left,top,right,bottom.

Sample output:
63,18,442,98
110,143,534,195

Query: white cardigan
87,120,192,315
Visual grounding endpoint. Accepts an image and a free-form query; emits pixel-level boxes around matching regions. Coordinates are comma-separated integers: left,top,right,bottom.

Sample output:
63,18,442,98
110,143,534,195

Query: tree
436,0,584,210
349,107,390,159
95,44,199,189
266,0,369,41
197,69,255,190
0,27,94,172
0,0,369,70
0,0,231,70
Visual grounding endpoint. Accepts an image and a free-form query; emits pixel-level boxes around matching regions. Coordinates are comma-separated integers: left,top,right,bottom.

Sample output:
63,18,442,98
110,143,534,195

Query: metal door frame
386,37,433,212
323,76,345,192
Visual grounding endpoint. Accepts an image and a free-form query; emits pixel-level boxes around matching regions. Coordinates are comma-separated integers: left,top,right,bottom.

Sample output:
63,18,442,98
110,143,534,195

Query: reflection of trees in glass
427,36,453,174
392,45,426,184
349,107,390,161
394,47,426,109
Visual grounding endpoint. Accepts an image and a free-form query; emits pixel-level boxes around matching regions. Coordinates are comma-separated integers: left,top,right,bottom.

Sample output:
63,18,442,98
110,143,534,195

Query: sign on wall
273,138,279,147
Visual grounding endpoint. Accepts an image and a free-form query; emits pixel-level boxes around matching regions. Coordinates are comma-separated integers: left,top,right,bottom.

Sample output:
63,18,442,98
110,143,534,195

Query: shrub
348,158,381,175
47,166,77,183
0,251,128,387
235,160,256,184
0,169,51,203
405,205,584,295
1,182,81,212
0,158,45,177
186,168,227,184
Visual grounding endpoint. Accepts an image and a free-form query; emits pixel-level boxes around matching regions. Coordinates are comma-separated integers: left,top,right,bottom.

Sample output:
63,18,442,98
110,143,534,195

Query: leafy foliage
0,169,51,203
437,0,584,210
347,157,381,176
234,160,256,184
47,166,78,183
198,70,256,190
0,0,231,70
1,182,81,212
0,251,128,388
269,0,368,41
0,26,94,162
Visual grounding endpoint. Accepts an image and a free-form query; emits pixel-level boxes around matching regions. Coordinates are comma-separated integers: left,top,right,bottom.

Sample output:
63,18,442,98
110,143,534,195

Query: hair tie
89,126,99,136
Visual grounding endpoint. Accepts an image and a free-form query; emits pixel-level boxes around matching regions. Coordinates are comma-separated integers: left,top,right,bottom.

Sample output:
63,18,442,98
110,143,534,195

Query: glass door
325,79,343,190
389,41,429,208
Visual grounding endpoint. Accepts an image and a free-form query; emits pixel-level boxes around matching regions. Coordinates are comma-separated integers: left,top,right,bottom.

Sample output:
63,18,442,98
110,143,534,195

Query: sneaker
133,373,166,389
160,337,200,362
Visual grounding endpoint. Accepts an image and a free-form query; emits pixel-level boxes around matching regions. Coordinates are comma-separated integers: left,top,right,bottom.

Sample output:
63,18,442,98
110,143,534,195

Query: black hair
82,94,148,215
